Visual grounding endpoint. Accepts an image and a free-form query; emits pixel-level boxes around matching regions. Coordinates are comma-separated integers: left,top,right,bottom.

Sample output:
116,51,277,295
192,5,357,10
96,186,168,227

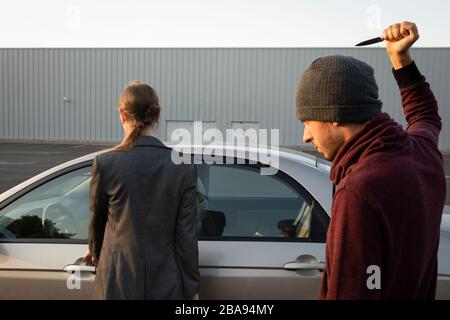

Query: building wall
0,48,449,150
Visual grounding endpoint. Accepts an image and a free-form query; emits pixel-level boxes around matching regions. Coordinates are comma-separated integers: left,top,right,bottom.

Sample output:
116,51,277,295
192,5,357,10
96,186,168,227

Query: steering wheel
41,202,81,237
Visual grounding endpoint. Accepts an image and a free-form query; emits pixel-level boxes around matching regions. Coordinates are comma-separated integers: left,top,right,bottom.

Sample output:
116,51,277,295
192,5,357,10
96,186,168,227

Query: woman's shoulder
93,148,127,168
94,144,175,165
93,142,195,171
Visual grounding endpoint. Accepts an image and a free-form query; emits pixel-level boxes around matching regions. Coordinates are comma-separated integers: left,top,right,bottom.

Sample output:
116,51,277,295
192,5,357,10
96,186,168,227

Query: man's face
302,120,345,161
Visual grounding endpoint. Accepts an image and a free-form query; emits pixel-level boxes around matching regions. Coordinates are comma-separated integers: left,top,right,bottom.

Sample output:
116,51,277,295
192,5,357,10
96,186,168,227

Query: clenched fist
383,21,419,69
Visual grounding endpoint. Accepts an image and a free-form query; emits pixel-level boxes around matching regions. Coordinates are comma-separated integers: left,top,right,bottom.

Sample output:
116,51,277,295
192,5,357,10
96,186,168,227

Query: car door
196,161,329,299
0,164,94,299
0,158,330,299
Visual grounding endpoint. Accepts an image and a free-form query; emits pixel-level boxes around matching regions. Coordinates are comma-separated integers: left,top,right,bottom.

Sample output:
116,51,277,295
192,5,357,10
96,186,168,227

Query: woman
83,81,199,300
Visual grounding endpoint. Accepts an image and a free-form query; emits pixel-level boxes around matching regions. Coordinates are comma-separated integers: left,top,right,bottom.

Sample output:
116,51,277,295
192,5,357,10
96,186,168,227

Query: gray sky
1,0,449,47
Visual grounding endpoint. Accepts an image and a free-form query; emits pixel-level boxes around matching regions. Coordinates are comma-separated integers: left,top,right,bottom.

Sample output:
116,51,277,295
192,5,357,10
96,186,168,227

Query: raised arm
383,21,442,147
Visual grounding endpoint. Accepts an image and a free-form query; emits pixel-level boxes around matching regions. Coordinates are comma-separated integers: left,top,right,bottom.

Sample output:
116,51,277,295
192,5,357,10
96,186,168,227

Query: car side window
195,163,328,242
0,166,91,240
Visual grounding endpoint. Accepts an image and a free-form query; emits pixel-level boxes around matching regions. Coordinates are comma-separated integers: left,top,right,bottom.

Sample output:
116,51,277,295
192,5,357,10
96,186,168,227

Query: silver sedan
0,144,449,299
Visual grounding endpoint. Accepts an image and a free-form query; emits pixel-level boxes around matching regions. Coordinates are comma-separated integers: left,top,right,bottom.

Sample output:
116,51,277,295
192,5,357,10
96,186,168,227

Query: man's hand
383,21,419,70
83,250,97,266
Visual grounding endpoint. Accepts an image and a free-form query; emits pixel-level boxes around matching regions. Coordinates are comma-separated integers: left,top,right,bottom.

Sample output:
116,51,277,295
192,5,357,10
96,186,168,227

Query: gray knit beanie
296,55,382,122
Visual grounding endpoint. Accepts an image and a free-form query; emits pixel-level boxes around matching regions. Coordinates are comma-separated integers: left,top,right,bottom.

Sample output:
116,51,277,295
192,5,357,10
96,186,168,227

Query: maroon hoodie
318,62,446,299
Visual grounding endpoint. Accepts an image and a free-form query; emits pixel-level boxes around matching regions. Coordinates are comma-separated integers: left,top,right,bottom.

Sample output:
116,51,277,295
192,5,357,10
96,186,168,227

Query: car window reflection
0,166,91,240
195,163,319,241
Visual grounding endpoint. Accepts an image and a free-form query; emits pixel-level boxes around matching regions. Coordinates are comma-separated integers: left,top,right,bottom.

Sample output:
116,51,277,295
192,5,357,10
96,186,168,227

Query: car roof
0,142,330,202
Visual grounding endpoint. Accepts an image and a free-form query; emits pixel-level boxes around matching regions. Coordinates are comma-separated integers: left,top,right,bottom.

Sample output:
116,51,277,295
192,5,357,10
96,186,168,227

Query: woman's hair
114,81,161,151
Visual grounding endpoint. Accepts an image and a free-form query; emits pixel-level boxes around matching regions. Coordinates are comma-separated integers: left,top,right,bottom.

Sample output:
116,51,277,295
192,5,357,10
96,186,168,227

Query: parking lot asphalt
0,141,449,205
0,141,113,194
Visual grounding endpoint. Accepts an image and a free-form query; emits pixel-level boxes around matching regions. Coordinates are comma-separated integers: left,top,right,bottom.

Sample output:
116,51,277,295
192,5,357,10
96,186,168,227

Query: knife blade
355,36,384,47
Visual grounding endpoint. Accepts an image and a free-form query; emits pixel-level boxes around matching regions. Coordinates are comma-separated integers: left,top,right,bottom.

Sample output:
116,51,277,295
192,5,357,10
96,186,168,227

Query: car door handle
63,265,96,274
284,262,325,271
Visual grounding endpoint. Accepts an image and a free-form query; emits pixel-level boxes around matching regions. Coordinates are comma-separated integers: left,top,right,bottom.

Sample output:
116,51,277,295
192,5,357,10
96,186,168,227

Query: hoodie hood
330,113,405,186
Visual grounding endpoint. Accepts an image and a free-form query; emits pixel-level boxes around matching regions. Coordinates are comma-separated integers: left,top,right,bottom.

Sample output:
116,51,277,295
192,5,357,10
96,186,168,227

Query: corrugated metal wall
0,48,449,150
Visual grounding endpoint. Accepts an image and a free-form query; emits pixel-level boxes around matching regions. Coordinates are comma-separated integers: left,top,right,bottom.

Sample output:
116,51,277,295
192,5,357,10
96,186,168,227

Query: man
296,22,446,299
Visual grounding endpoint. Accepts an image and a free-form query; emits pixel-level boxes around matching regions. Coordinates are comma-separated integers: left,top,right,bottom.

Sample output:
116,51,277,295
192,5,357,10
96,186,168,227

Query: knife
355,36,384,47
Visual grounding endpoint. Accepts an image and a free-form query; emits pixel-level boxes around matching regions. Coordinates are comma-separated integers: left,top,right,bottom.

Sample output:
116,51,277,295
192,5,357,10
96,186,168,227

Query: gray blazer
88,135,199,300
